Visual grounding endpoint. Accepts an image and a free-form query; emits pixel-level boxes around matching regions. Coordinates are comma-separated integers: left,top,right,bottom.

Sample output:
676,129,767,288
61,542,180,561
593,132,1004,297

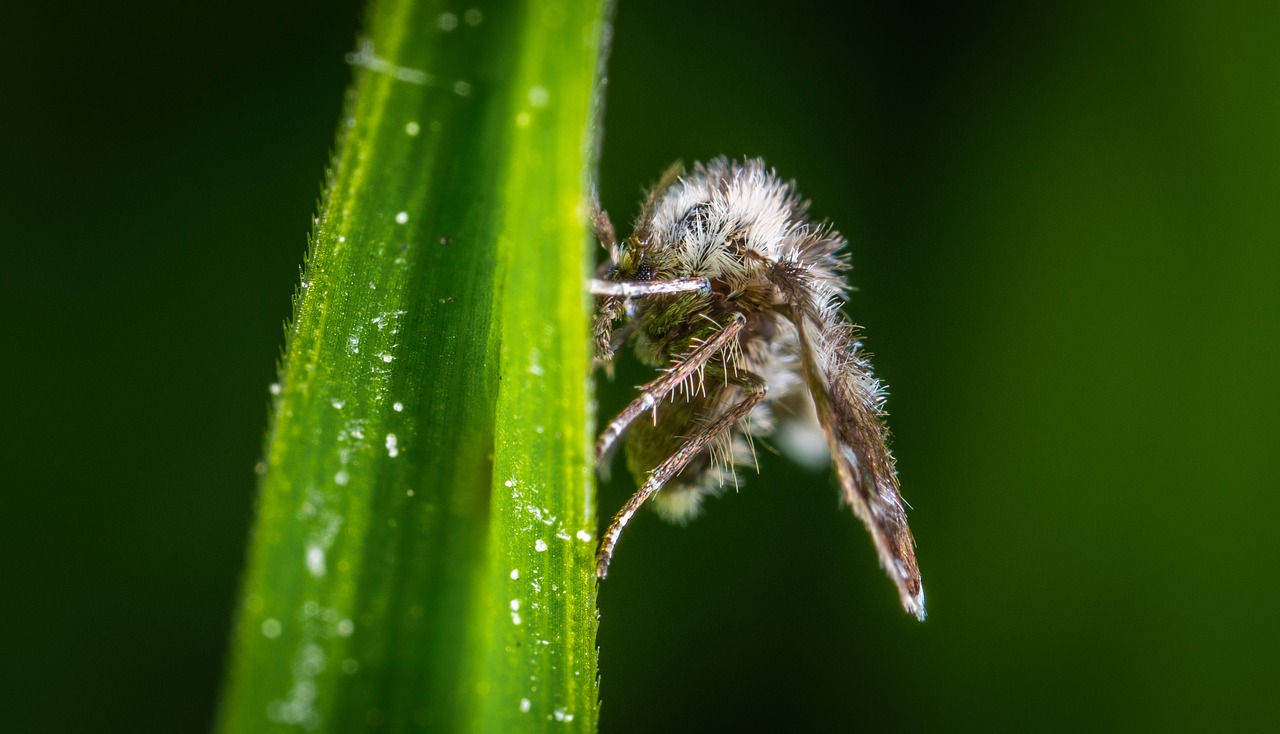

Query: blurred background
4,1,1276,731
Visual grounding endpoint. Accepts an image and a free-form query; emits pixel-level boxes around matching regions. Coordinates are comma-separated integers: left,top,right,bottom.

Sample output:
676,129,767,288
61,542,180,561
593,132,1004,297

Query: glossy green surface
213,1,607,731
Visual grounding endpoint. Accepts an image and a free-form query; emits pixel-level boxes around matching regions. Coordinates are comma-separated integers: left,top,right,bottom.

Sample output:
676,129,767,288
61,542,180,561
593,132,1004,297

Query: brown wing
798,312,926,620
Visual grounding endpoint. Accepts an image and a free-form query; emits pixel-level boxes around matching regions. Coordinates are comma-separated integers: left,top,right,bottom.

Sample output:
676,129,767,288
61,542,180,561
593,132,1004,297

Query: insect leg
591,207,617,254
596,369,767,579
593,297,625,365
589,278,711,298
590,278,710,364
595,314,745,473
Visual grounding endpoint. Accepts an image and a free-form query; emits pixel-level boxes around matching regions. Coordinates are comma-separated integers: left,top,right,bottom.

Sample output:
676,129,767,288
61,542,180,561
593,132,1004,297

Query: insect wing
798,316,926,620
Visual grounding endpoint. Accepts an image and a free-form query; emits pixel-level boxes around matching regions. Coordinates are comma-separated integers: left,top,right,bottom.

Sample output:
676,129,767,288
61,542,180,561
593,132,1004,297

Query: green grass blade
216,1,609,731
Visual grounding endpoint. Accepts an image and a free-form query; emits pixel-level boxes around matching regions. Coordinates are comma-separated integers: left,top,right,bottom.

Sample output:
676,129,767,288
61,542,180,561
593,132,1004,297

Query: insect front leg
588,278,711,298
595,314,746,475
596,369,768,579
592,207,618,260
593,297,625,366
589,277,711,366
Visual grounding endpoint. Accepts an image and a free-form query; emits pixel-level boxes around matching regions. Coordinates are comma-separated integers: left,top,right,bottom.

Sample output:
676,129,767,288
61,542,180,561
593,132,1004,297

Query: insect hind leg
596,369,767,579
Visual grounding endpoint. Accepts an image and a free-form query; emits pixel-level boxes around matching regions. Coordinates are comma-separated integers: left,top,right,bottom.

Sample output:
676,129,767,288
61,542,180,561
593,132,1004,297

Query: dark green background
5,1,1276,731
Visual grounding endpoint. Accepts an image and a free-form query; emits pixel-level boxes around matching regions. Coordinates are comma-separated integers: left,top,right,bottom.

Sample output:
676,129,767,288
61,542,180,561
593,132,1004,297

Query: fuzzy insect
590,157,925,620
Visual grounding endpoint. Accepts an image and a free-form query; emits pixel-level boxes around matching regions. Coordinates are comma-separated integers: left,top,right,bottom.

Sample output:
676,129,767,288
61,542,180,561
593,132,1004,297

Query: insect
590,157,925,620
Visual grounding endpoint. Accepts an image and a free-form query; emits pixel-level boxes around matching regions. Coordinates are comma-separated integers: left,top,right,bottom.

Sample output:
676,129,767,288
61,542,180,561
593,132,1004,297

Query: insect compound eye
634,262,655,281
678,202,714,235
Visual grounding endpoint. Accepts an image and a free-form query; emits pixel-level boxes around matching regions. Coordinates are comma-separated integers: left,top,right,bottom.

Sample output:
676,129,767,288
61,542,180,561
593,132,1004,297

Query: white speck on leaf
534,539,548,552
345,40,434,86
266,641,326,728
306,545,326,577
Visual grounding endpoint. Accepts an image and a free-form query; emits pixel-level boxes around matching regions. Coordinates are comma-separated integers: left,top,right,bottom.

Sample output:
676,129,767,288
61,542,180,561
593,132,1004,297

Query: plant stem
216,1,610,731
